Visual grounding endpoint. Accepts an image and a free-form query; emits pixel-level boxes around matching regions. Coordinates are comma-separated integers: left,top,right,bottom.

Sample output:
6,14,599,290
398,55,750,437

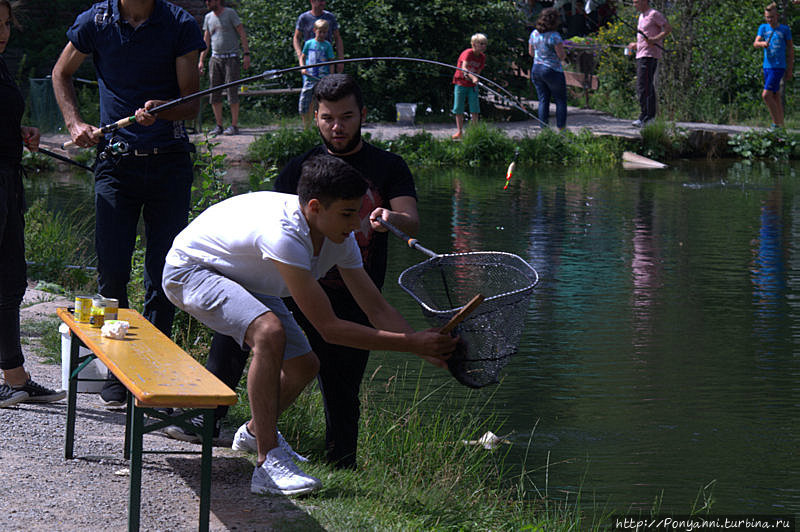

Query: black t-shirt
274,142,417,291
0,57,23,165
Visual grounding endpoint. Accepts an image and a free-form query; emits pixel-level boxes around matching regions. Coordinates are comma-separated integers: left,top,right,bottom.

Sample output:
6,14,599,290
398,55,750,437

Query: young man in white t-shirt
162,154,455,496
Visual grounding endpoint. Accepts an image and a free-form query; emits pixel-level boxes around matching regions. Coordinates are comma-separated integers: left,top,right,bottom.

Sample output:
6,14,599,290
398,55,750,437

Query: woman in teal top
528,8,568,129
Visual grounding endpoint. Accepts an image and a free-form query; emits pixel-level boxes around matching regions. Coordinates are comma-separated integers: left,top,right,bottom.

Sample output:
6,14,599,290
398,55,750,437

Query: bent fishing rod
62,55,546,148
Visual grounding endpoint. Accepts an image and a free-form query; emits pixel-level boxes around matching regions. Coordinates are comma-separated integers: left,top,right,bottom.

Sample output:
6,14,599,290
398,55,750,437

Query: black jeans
636,57,659,122
94,152,193,336
0,164,27,371
285,289,370,470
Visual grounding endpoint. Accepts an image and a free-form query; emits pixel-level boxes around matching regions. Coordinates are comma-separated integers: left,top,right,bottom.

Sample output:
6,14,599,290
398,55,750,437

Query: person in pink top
451,33,488,140
625,0,671,128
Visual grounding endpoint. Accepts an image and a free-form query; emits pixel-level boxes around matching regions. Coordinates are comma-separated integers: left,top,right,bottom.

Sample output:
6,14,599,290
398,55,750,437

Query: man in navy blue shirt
52,0,205,406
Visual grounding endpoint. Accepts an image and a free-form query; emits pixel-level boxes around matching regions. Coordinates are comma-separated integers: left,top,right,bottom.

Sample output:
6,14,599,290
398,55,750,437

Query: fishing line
63,55,551,148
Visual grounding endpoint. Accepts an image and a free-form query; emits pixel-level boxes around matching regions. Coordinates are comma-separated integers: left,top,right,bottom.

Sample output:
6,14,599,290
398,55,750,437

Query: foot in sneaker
163,410,220,443
232,423,309,462
0,383,29,408
209,124,224,136
14,377,65,403
99,379,127,407
223,125,239,135
251,447,321,496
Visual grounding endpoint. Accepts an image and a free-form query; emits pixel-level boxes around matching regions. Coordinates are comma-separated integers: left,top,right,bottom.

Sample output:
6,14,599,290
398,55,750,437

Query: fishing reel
97,138,130,164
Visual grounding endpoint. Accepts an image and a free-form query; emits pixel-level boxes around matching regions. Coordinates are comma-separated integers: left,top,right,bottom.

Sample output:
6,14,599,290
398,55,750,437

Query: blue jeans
531,64,567,129
94,152,193,336
0,164,27,370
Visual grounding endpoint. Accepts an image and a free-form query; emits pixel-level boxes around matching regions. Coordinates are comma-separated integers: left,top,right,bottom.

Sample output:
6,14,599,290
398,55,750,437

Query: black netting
398,252,538,388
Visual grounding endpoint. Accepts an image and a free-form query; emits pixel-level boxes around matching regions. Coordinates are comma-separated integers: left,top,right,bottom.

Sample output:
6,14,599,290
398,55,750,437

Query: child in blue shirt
753,2,794,128
299,18,335,128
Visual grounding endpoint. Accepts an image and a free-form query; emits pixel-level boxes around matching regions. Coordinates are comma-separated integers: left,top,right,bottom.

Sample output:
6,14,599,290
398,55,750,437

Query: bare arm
333,28,344,73
52,42,100,146
787,39,794,78
369,195,419,236
459,59,479,85
274,260,456,357
198,30,211,75
236,23,250,71
555,42,567,63
139,50,201,124
293,28,304,60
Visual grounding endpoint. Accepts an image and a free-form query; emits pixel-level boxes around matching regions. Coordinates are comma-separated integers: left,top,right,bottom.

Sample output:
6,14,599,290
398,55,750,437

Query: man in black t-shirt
167,75,428,470
272,75,420,468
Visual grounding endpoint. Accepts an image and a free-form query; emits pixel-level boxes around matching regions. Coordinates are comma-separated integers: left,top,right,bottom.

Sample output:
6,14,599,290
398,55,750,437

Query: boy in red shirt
451,33,487,139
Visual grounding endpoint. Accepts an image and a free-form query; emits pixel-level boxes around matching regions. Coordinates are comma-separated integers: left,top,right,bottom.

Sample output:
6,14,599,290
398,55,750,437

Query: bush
24,198,95,291
729,128,800,160
239,0,524,120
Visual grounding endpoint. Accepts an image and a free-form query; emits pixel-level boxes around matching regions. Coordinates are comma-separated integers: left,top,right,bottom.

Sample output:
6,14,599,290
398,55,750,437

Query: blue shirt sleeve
66,7,98,55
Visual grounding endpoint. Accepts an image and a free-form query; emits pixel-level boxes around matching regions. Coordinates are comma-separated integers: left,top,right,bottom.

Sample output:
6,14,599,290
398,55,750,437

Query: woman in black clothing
0,0,66,407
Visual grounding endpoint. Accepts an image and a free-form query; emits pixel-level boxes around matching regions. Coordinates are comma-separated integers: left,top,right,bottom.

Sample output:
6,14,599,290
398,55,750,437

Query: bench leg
124,390,134,460
199,409,214,532
128,404,145,532
64,335,82,459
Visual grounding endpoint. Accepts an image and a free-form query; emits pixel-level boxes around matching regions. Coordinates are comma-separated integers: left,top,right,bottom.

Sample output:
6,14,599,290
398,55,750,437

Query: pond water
28,157,799,516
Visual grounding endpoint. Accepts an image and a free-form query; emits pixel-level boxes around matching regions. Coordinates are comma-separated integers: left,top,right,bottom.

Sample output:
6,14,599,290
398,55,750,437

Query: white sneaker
232,422,257,452
251,447,321,496
232,423,309,462
278,430,309,462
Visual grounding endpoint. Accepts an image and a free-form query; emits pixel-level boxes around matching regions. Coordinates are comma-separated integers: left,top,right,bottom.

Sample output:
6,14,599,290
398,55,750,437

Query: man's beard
320,124,363,155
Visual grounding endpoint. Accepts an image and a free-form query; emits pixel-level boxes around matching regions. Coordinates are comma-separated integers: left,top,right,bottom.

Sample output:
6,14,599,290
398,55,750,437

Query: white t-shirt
166,192,363,297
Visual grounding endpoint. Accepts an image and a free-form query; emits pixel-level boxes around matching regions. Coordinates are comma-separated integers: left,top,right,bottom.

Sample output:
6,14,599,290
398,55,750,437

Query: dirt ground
0,287,323,532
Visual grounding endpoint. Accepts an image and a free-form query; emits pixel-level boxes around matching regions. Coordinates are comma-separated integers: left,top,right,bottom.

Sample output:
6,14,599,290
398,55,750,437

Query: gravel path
1,287,322,532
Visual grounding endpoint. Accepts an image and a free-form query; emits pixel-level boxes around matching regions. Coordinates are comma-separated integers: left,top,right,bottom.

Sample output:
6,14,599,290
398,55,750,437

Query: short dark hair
297,154,368,207
313,73,364,110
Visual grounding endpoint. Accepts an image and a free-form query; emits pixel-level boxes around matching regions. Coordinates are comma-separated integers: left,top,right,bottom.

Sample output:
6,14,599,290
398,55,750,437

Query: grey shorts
209,55,241,104
162,263,311,359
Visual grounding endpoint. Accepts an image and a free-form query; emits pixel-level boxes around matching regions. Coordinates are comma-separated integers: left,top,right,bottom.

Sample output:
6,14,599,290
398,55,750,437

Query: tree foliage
590,0,799,123
239,0,524,120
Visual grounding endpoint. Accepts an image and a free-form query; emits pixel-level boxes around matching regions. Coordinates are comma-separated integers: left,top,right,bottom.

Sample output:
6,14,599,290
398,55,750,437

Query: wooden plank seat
57,307,238,532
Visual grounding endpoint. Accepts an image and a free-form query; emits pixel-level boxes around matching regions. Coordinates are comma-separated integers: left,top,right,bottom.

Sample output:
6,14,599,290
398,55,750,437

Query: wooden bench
57,307,238,532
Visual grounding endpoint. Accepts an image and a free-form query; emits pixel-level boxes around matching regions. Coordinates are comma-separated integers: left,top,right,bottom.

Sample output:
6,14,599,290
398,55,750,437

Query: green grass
217,363,614,530
20,316,63,365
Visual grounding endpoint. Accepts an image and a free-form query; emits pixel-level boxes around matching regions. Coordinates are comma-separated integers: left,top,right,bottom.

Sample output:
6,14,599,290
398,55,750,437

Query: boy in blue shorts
754,2,794,128
451,33,488,140
299,18,335,128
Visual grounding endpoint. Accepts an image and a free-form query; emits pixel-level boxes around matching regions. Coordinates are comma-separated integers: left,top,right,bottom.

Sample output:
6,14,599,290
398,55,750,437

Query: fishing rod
62,55,547,148
24,143,93,172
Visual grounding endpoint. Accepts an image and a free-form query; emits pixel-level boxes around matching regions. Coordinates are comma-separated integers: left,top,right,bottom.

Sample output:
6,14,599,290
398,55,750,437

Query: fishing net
398,252,538,388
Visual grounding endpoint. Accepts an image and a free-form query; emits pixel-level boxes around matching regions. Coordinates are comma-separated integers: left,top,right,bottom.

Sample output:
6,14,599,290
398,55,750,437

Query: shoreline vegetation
21,121,757,530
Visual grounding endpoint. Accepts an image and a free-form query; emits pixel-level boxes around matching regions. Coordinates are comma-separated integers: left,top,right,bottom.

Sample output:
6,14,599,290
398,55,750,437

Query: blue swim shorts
763,68,785,93
452,85,480,115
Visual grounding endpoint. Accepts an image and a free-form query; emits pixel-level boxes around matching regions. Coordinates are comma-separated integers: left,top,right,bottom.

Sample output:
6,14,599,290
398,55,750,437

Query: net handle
440,293,485,334
378,218,438,258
